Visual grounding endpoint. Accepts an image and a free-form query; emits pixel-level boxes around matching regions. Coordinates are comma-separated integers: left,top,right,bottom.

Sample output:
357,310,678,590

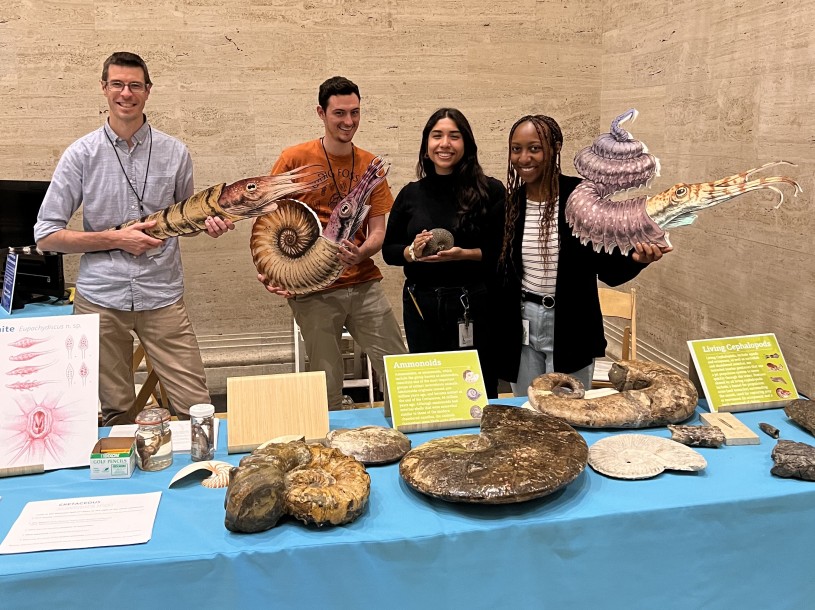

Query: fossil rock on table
668,424,725,447
399,404,588,504
325,425,411,465
771,440,815,481
224,441,370,533
588,434,707,480
528,360,698,428
784,399,815,436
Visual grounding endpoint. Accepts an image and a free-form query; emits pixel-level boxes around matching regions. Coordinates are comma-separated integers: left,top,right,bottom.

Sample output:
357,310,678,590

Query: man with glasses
35,51,234,425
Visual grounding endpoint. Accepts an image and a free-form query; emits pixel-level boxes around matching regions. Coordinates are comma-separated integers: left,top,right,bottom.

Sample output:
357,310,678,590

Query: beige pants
73,293,210,425
289,280,406,410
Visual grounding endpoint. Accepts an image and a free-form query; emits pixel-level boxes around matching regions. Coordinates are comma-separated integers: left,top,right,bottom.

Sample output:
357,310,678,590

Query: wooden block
700,412,760,446
226,372,330,453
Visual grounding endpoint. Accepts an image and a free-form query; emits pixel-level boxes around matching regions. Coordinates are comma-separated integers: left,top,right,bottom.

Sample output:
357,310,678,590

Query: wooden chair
592,287,637,388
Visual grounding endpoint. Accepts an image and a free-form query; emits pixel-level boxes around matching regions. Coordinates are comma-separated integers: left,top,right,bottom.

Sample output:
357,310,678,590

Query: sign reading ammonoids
688,333,797,413
384,350,487,433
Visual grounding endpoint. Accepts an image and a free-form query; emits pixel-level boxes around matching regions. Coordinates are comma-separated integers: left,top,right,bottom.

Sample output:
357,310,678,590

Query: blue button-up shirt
34,121,194,311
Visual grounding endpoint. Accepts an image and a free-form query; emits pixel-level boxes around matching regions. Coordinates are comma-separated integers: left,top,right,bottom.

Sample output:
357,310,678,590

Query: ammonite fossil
588,434,707,480
114,166,325,238
252,157,389,295
425,228,454,255
324,426,411,465
528,360,697,428
224,441,370,533
399,404,587,504
785,399,815,436
565,109,801,255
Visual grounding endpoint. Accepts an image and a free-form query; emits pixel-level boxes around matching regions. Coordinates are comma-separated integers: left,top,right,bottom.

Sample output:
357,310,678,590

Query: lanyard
320,137,354,201
104,123,153,214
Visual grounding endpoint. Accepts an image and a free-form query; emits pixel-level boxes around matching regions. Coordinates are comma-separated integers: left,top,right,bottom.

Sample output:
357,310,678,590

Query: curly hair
499,114,563,267
417,108,490,233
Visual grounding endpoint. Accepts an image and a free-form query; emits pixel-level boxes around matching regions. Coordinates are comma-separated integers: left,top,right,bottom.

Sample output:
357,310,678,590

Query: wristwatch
408,243,417,261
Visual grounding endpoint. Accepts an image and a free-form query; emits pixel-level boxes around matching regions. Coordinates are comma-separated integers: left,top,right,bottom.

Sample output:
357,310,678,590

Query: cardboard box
90,437,136,479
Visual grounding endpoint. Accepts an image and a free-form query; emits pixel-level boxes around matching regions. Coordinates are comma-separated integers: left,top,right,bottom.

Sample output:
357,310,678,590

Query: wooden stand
226,371,330,453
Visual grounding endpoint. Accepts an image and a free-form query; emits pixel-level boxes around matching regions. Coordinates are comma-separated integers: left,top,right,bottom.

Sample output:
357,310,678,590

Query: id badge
458,320,474,347
521,319,530,346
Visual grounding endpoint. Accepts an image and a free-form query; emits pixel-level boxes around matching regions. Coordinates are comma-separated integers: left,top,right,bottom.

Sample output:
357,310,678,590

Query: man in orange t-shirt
261,76,406,410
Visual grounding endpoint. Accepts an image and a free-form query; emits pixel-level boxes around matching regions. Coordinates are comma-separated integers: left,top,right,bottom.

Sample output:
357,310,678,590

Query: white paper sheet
0,491,161,554
108,418,219,453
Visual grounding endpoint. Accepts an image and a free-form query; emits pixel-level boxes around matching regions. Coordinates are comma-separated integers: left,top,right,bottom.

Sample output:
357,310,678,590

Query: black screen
0,180,51,249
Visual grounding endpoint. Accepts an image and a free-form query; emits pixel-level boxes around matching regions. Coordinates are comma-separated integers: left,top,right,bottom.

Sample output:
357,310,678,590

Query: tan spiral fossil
251,200,342,295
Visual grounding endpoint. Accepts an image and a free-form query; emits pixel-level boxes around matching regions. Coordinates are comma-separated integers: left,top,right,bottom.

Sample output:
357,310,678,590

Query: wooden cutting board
226,371,329,453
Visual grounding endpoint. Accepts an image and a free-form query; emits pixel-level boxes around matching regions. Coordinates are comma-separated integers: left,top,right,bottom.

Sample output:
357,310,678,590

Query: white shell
588,434,707,480
256,434,306,450
168,460,233,488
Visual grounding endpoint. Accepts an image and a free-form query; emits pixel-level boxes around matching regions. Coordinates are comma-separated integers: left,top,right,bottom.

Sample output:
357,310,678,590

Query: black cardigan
494,174,647,381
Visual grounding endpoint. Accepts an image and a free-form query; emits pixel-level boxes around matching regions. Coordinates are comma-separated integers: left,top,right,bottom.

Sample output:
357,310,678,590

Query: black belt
521,290,555,308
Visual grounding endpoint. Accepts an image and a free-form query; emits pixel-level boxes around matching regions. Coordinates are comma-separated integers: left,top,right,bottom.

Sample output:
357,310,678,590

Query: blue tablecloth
0,300,72,319
1,402,814,609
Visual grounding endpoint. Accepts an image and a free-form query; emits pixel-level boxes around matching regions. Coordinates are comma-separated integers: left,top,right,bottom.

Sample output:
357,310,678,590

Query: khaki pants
73,293,210,425
289,280,406,410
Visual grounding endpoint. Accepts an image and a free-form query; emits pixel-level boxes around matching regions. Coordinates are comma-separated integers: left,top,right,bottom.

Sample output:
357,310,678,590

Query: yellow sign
688,333,798,412
384,350,487,432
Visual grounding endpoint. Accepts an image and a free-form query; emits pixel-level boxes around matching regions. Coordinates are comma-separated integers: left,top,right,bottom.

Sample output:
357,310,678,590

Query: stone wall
2,0,812,395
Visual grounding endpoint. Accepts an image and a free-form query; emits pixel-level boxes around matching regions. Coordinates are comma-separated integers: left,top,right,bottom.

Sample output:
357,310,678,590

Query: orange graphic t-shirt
270,139,394,291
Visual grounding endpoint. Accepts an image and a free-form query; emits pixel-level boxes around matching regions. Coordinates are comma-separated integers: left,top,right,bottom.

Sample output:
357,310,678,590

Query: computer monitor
0,180,66,308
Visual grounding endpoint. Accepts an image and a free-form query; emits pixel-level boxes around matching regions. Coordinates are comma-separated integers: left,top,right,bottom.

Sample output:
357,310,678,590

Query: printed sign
384,350,487,432
1,253,19,315
0,314,100,471
688,333,797,413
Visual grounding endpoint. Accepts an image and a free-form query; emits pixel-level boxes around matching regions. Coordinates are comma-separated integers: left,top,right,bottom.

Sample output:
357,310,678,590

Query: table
0,299,72,319
1,402,814,609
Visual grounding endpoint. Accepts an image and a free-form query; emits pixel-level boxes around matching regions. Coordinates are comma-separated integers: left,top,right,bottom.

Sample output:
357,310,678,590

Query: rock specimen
425,228,454,255
588,434,707,480
528,360,697,428
771,440,815,481
668,425,725,448
325,426,411,465
784,399,815,436
224,441,370,533
399,404,587,504
759,423,780,439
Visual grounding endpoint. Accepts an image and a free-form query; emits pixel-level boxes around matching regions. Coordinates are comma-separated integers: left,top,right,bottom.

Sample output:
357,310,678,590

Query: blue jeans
511,300,594,397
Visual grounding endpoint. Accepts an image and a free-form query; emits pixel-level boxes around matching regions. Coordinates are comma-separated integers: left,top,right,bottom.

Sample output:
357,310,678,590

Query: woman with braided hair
496,114,670,396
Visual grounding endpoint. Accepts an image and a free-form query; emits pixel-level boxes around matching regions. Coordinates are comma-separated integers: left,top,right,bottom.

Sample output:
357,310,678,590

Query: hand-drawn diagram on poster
0,314,100,470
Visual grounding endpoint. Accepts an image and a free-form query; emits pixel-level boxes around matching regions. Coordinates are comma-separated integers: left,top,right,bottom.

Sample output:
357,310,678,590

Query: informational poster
1,252,19,315
0,314,100,471
688,333,798,413
384,350,487,432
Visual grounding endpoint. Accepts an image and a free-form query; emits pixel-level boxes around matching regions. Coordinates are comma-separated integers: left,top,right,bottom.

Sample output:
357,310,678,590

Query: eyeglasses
105,80,149,93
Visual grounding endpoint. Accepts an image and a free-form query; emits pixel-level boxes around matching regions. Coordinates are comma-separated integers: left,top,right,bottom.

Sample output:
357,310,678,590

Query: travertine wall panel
600,0,814,394
0,0,602,346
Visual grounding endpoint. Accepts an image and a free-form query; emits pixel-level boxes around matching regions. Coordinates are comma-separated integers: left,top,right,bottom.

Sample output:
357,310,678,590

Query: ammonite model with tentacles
251,157,389,295
565,109,802,255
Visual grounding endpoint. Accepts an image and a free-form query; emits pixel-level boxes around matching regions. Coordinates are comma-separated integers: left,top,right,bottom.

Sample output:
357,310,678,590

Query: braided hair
417,108,490,233
499,114,563,267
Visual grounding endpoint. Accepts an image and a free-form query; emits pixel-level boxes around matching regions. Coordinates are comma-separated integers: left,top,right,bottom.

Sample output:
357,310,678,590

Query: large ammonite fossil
224,440,370,533
251,157,389,295
565,109,801,255
528,360,697,428
424,228,454,255
114,166,325,238
399,404,587,504
325,426,411,465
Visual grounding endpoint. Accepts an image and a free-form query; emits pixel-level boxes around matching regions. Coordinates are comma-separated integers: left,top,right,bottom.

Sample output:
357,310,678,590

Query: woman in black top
383,108,505,396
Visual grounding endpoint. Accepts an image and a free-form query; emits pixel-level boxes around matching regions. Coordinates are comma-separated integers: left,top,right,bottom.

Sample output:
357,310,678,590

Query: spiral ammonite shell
425,228,454,255
566,109,669,255
251,199,344,295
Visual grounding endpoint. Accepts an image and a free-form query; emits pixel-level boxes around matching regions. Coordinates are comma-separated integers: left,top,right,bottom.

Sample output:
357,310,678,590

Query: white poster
0,314,99,470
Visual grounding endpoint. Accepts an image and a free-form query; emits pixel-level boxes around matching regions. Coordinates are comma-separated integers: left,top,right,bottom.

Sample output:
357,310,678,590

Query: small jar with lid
135,407,173,471
189,403,215,462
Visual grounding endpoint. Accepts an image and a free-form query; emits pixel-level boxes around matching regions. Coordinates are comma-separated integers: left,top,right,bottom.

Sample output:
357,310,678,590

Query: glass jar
189,403,215,462
135,407,173,471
